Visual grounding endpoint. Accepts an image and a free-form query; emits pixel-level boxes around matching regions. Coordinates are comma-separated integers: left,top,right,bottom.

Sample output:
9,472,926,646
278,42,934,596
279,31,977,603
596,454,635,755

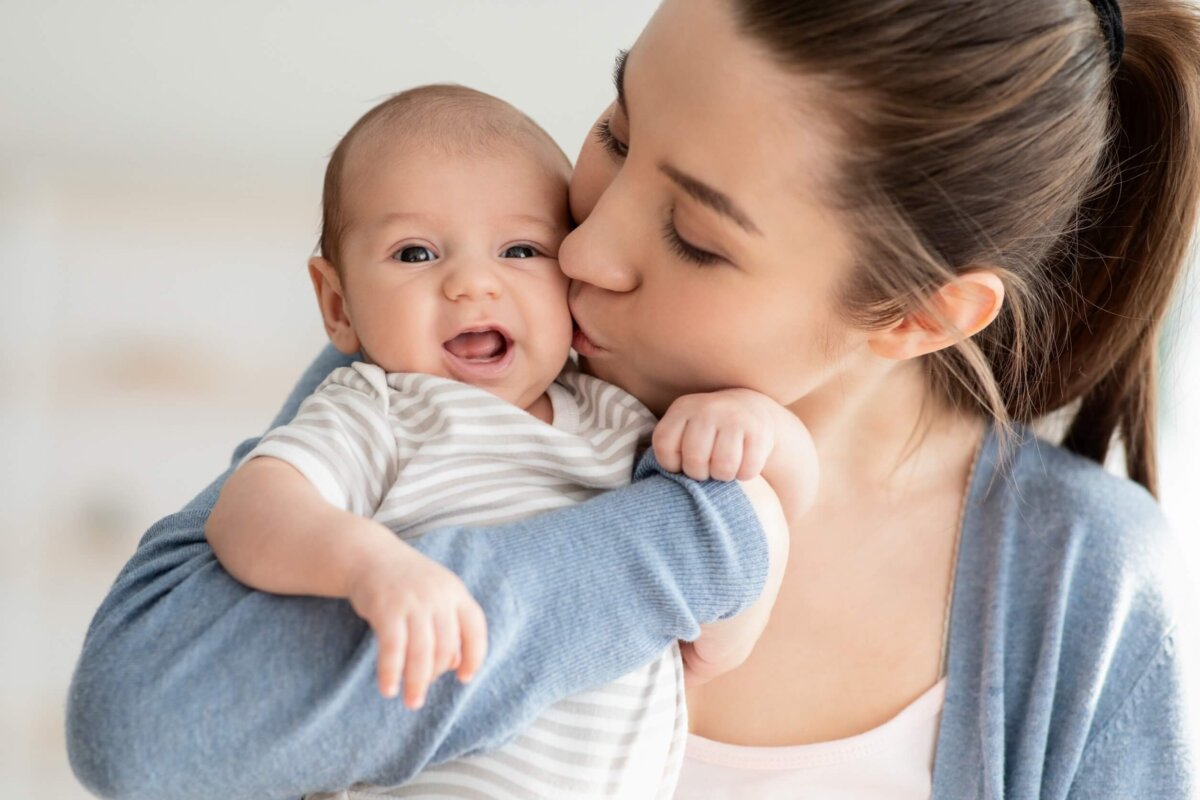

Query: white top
672,677,947,799
245,361,687,800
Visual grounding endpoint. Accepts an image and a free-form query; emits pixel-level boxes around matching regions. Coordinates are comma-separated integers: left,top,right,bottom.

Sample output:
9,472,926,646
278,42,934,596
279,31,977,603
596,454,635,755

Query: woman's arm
1064,631,1193,800
65,345,775,800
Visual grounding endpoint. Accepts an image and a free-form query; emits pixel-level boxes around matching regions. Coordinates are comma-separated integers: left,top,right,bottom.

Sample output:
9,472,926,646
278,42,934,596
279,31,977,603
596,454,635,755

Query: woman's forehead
627,0,846,220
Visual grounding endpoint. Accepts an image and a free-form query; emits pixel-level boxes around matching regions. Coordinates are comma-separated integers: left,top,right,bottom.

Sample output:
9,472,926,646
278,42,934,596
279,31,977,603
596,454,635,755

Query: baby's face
335,142,574,411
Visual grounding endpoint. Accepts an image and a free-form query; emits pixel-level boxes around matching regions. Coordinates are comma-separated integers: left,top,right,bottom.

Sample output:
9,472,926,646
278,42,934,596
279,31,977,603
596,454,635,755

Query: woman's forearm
65,345,770,800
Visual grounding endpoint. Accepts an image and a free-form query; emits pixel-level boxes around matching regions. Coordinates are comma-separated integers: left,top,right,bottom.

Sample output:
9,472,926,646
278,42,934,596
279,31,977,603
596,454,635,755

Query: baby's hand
345,536,488,709
654,388,818,525
653,388,783,482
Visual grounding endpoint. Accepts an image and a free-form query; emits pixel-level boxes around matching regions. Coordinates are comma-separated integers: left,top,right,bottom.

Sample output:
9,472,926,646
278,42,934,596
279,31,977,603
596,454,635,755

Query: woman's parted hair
734,0,1200,495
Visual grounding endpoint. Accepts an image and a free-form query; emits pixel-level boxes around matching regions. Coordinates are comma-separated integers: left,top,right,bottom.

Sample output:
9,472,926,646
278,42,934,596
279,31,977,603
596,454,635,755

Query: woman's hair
733,0,1200,495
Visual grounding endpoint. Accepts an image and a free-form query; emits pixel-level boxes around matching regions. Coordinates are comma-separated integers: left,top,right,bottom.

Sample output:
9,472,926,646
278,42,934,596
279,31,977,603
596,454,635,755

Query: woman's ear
308,257,362,355
867,270,1005,361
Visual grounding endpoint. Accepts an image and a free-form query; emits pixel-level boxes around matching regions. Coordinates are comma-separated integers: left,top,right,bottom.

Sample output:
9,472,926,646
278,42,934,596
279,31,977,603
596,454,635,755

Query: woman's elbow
65,645,180,800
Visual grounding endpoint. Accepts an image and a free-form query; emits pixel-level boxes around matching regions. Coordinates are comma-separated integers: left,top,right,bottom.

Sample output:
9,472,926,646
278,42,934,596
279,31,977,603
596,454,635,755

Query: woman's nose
442,259,502,302
559,181,640,294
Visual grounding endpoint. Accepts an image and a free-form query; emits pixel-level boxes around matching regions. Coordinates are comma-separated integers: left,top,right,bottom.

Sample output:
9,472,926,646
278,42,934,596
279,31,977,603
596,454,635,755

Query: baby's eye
501,245,538,259
393,245,436,263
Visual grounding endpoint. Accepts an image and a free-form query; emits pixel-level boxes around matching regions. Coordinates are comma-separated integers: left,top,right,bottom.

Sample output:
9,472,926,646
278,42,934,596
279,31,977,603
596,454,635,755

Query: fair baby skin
206,128,814,709
562,0,1005,744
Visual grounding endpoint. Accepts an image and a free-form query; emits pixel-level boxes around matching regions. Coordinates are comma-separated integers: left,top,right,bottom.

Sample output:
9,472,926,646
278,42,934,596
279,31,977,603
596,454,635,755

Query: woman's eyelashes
662,210,724,267
593,118,629,159
592,120,722,267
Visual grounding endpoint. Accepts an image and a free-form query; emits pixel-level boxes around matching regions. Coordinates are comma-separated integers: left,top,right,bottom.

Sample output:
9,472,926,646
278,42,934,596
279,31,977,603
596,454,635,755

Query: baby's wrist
761,410,819,522
337,516,403,597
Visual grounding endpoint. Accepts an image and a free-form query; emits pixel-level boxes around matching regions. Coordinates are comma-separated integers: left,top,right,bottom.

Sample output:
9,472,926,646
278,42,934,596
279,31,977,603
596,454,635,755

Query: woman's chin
585,360,671,417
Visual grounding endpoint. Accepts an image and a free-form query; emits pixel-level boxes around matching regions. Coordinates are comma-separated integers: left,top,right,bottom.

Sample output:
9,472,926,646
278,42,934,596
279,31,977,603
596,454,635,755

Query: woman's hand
344,528,489,708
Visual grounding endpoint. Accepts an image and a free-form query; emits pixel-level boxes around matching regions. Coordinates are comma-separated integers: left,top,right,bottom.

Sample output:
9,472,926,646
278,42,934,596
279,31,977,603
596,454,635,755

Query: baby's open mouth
444,328,511,362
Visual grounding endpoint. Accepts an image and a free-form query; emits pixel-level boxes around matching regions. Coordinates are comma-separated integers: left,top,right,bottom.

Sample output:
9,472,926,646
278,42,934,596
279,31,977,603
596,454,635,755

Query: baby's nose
443,259,502,302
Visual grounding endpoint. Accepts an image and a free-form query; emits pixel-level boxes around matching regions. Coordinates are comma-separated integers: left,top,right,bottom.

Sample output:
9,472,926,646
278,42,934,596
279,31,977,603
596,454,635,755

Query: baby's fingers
457,601,488,682
377,618,408,699
404,615,434,710
680,419,717,481
738,430,772,481
431,607,461,677
652,413,687,473
709,427,746,482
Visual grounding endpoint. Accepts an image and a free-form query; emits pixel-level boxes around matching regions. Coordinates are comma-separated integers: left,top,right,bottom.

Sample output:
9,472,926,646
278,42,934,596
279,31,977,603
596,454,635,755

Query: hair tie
1089,0,1125,69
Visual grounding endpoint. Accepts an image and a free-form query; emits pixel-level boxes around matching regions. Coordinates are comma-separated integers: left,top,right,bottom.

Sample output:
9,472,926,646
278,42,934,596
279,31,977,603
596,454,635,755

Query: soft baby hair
317,84,570,272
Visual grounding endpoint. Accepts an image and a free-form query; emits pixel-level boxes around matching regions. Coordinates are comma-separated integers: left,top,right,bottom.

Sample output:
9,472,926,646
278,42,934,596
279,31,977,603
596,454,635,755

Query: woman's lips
571,321,606,358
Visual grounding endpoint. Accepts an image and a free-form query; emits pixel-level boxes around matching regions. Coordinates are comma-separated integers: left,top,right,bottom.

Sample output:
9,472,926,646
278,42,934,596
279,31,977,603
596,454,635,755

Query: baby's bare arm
205,456,391,598
759,406,819,527
205,457,486,704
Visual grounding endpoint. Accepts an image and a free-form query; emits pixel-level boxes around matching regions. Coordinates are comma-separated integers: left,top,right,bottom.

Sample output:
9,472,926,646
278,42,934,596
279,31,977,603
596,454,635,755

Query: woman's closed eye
593,118,629,159
593,114,724,268
663,209,724,267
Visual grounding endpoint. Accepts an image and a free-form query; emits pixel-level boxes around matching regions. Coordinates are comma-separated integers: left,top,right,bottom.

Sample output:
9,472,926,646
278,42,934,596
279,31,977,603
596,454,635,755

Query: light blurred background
0,1,1196,796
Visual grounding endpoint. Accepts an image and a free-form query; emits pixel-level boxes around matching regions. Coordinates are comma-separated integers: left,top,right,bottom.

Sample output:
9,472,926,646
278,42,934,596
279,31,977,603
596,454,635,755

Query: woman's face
560,0,871,417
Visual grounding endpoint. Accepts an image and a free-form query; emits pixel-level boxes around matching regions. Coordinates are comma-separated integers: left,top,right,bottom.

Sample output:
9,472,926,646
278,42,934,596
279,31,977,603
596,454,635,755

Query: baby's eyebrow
497,213,566,238
373,211,440,229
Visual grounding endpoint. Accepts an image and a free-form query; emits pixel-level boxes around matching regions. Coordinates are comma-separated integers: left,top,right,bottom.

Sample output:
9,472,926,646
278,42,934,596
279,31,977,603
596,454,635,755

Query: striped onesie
241,359,687,800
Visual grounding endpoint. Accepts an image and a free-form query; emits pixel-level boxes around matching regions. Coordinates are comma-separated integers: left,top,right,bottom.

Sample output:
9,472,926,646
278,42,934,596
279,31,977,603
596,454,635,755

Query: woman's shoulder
982,421,1174,571
965,418,1192,675
947,421,1196,792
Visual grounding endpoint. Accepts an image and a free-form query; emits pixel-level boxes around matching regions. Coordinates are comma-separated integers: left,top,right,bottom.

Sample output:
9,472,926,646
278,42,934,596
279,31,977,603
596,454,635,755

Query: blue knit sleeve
1065,632,1194,800
64,345,769,800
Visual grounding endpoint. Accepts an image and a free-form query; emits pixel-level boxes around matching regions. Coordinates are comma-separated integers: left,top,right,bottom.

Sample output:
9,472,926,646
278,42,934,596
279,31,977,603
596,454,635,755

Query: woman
67,0,1198,798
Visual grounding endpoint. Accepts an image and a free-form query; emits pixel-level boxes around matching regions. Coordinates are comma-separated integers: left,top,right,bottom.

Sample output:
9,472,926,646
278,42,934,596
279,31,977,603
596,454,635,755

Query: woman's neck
790,358,985,504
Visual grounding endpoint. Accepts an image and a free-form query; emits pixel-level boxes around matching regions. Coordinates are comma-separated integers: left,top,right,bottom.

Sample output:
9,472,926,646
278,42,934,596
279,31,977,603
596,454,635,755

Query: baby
206,84,815,798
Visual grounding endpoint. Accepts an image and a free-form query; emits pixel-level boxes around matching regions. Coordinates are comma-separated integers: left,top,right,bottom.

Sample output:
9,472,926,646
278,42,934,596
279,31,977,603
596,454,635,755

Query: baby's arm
653,388,818,687
207,456,383,598
206,456,486,707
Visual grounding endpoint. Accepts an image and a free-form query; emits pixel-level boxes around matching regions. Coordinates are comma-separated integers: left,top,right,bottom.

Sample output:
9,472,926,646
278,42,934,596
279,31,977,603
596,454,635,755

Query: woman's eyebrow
613,48,761,237
659,162,762,235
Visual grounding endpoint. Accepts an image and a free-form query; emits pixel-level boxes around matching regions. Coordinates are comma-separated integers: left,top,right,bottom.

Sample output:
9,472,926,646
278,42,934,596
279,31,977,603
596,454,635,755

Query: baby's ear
867,269,1005,361
308,256,362,355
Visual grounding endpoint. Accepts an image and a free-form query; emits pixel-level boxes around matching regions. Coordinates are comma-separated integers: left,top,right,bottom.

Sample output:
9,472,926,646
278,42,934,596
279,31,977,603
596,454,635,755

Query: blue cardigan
66,345,1195,799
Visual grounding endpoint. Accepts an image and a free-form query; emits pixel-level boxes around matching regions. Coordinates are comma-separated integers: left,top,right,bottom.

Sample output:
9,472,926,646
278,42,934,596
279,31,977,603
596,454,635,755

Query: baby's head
310,84,575,412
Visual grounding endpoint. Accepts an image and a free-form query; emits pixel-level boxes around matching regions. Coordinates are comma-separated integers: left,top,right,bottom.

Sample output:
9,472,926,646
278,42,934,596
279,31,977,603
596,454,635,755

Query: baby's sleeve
241,361,396,517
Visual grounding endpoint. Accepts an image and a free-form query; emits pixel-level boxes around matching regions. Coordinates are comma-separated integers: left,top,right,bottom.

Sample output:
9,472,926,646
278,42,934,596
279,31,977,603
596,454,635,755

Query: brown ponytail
1052,4,1200,494
733,0,1200,496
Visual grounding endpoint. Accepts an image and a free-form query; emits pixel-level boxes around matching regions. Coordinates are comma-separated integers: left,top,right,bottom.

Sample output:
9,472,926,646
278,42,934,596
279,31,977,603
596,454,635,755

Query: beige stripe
381,757,535,798
290,403,390,501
